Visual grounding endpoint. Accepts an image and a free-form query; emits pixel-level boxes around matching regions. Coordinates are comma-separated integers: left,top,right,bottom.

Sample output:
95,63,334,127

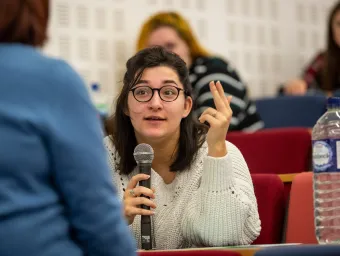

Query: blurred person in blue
280,1,340,96
136,11,264,132
0,1,136,255
104,46,261,249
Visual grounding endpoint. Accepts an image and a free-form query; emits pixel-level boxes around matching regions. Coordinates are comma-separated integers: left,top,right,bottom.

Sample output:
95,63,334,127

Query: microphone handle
141,215,152,250
139,163,151,210
139,163,153,250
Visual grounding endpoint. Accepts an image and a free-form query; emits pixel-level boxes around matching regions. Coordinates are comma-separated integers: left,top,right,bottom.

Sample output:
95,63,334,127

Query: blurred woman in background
0,1,135,255
282,1,340,96
136,11,264,132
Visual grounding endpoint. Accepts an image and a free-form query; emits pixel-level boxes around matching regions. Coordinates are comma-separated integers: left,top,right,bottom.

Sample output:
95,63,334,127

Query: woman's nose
148,91,163,109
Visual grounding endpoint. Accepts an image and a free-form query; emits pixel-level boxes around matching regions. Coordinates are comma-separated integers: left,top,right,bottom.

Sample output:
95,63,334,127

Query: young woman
105,46,261,249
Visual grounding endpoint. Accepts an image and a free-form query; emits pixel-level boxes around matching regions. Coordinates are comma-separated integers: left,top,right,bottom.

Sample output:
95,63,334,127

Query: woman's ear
182,96,193,118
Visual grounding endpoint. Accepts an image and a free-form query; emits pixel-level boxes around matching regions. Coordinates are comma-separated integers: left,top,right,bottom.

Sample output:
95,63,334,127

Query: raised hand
198,81,233,157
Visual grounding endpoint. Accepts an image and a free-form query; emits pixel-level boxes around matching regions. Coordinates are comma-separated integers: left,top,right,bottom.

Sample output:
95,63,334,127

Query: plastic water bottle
90,83,109,118
312,97,340,244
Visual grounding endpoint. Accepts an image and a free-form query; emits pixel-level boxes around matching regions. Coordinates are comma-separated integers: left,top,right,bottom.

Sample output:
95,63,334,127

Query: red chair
251,174,285,244
227,128,312,203
138,250,241,256
284,172,317,244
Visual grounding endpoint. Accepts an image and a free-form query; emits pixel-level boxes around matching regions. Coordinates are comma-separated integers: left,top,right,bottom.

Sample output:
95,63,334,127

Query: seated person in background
281,1,340,96
136,11,264,132
0,1,136,255
104,46,261,250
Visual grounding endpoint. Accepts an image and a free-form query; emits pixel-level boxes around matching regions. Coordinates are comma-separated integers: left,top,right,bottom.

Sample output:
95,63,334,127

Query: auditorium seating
284,172,317,244
251,174,285,244
227,128,311,175
227,127,312,204
255,95,326,129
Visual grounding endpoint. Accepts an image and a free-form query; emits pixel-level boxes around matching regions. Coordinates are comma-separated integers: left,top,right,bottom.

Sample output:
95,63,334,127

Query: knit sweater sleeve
181,141,261,246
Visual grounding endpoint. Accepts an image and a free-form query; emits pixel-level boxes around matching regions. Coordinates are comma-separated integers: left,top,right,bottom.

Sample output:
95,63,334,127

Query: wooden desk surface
139,247,259,256
223,246,260,256
138,243,301,256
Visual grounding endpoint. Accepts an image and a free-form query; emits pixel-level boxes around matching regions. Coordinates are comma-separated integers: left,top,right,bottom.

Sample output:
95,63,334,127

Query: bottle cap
327,97,340,108
91,83,100,91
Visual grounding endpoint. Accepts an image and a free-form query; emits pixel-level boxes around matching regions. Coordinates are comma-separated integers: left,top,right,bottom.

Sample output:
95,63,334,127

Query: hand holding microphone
123,174,156,225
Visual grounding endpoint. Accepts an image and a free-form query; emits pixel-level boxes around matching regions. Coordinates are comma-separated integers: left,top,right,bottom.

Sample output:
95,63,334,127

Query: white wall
43,0,338,105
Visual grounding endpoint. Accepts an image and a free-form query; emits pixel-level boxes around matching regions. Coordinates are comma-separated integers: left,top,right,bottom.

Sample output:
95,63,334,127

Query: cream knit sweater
104,137,261,249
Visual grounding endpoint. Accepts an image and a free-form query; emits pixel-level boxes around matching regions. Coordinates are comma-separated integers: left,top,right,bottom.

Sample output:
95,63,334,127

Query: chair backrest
228,128,311,206
255,245,340,256
138,250,241,256
284,172,317,244
255,95,326,129
251,174,285,244
227,128,311,175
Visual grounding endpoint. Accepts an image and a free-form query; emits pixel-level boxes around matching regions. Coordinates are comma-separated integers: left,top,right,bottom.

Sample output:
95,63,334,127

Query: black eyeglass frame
129,85,187,102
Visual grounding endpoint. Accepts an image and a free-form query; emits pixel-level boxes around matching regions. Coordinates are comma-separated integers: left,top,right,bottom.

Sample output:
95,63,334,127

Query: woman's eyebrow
135,79,149,85
162,80,178,86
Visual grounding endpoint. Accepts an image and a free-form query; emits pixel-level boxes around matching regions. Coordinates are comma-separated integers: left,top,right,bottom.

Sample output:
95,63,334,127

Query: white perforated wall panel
43,0,338,105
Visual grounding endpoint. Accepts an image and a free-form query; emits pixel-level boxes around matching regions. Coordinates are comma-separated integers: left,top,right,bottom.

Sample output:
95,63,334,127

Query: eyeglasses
129,85,185,102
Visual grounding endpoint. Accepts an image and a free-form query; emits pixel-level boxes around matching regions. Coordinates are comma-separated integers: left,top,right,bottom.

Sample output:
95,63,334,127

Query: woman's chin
142,132,166,140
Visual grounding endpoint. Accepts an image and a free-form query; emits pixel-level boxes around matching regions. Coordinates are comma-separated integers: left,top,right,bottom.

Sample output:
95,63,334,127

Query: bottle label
313,139,340,172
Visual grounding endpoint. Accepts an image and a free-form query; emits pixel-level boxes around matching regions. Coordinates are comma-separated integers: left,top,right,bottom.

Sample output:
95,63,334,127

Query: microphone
133,143,154,250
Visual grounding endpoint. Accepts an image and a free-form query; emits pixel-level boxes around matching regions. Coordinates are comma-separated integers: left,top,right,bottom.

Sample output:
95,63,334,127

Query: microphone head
133,143,154,164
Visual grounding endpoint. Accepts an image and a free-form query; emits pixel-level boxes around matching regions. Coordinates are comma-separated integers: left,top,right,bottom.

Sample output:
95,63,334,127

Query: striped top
189,56,264,132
